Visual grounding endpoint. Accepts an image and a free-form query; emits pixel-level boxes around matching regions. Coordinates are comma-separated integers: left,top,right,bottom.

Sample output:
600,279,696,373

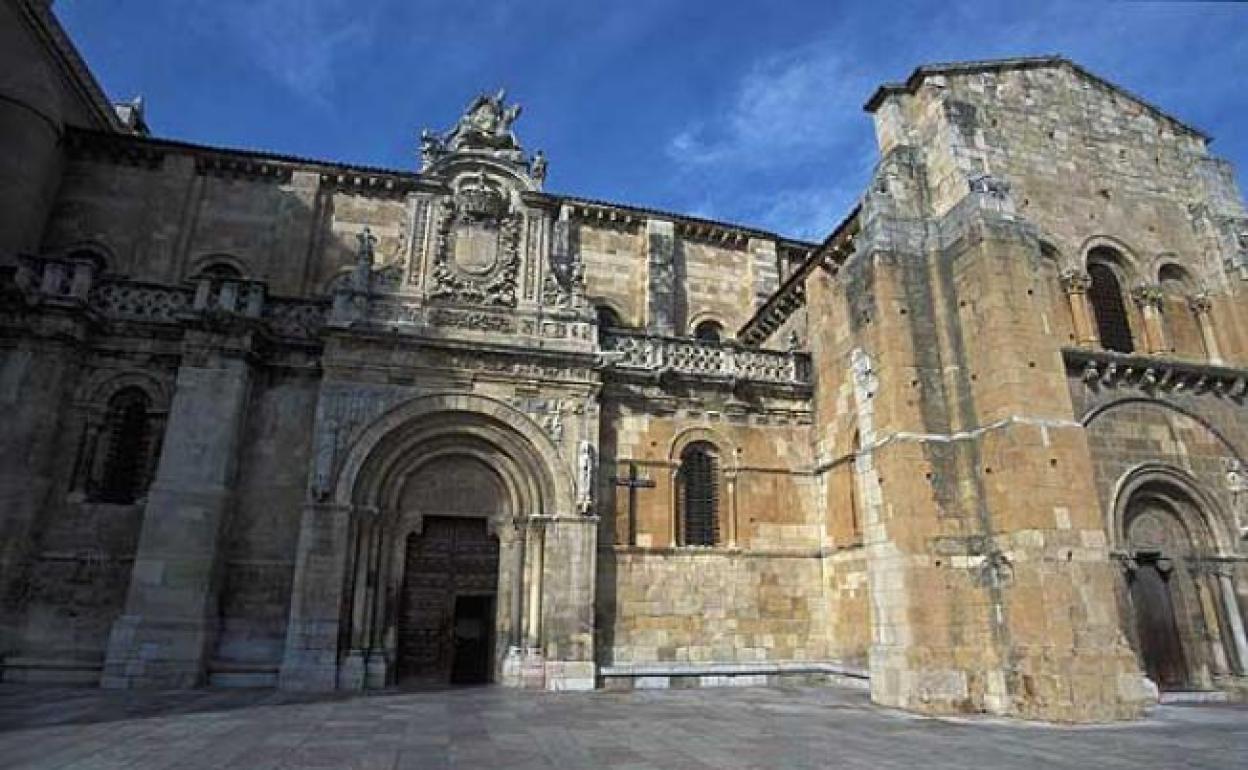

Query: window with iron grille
679,443,719,546
1088,262,1134,353
94,387,153,504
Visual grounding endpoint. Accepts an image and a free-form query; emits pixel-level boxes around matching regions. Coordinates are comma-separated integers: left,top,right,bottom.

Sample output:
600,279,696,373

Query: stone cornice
1064,347,1248,399
63,127,446,192
543,194,816,250
864,55,1209,141
737,205,860,347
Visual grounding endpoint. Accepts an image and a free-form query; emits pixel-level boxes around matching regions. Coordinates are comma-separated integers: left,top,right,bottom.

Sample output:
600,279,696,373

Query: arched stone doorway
391,456,504,686
1113,466,1248,691
279,393,597,693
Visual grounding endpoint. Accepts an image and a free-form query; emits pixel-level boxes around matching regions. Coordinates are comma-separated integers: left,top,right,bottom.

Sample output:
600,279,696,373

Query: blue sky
58,0,1247,241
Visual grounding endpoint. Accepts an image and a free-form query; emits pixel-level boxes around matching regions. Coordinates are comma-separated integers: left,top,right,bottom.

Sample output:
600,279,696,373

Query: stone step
1159,690,1230,704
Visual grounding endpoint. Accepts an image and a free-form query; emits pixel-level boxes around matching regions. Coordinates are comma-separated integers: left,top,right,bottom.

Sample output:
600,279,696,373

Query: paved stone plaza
0,684,1244,770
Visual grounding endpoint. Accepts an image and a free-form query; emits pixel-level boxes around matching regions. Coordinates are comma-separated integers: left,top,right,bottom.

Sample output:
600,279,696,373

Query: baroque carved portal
428,173,521,307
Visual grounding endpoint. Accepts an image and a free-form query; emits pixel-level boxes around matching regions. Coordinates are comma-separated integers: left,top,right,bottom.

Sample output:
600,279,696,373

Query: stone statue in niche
353,227,377,292
530,150,547,184
311,419,339,502
1225,457,1248,537
577,440,595,514
543,213,586,309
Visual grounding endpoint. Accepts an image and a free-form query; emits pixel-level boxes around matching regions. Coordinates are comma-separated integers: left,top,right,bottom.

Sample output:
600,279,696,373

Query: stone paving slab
0,684,1244,770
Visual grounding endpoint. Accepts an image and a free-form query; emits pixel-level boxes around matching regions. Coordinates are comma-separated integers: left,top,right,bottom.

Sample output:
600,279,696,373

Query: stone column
1214,566,1248,675
645,219,677,335
338,510,373,690
500,519,527,687
101,335,254,689
724,470,739,548
365,513,391,689
1188,292,1224,365
1060,270,1098,347
521,517,547,688
1131,284,1168,355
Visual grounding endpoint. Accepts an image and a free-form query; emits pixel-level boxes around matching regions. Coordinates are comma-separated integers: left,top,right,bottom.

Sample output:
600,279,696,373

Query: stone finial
530,150,547,184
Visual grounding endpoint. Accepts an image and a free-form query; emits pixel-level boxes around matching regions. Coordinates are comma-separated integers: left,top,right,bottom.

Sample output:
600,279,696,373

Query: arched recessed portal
1112,466,1247,691
328,395,576,691
395,456,504,685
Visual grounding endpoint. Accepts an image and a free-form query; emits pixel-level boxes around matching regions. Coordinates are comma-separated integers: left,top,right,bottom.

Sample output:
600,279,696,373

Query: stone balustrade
90,281,193,323
601,330,811,387
15,253,104,306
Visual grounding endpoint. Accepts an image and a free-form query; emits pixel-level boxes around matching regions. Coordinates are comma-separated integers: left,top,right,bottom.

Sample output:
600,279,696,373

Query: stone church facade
2,1,1247,722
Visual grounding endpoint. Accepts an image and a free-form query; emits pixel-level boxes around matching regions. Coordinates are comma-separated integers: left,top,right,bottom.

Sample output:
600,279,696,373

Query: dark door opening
397,516,499,687
1129,555,1189,691
450,594,494,685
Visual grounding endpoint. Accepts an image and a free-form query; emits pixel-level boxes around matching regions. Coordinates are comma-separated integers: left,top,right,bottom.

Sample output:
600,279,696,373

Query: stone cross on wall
612,461,655,546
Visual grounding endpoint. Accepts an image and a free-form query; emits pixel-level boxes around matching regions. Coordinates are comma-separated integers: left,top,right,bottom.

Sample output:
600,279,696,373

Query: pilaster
278,501,356,691
645,219,677,335
100,278,262,689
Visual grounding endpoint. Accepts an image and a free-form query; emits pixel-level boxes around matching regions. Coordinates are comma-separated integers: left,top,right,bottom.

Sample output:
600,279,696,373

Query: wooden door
1129,560,1189,690
397,517,498,684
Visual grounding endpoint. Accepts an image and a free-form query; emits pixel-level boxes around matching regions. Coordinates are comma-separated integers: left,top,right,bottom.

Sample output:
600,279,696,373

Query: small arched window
693,320,723,343
93,388,154,504
198,262,242,279
1087,259,1134,353
597,305,622,331
1158,263,1203,358
678,442,719,547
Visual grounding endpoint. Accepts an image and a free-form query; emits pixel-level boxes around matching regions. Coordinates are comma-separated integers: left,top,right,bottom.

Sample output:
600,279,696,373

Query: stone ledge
207,661,279,689
598,661,870,692
1,657,102,685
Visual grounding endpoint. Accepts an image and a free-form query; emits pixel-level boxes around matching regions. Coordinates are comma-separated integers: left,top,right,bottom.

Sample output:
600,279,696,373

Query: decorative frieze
601,331,811,388
90,282,192,323
427,307,515,333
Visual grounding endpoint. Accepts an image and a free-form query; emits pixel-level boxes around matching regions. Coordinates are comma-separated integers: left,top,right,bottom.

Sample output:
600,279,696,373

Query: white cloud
666,46,872,169
748,184,860,242
214,0,378,103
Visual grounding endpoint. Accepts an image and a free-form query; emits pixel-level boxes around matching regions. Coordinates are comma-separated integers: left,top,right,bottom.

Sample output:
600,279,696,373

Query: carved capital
1130,283,1164,309
1059,269,1092,295
1187,291,1213,315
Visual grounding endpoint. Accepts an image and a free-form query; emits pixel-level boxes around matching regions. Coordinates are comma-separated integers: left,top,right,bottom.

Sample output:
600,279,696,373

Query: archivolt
1080,396,1245,467
1109,462,1236,557
333,393,575,519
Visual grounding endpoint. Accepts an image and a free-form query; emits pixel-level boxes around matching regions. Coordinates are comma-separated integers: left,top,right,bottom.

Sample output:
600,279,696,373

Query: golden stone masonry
2,1,1247,722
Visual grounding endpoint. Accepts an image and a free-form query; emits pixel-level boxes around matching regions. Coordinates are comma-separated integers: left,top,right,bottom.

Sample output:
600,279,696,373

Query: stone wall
212,366,320,683
596,550,830,666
